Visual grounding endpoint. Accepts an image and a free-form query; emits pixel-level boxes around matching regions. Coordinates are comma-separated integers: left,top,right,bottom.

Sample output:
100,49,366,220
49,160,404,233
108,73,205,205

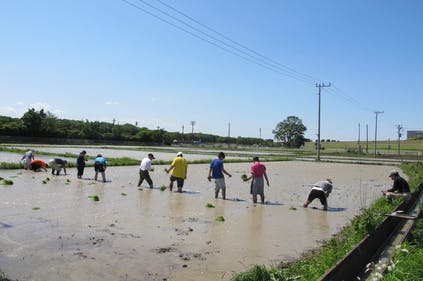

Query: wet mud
0,161,397,281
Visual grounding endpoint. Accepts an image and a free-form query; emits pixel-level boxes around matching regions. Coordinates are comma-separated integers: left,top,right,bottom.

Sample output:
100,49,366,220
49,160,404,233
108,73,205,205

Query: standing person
138,153,155,188
165,152,188,192
303,179,333,211
30,159,48,172
94,154,107,182
48,158,68,175
21,150,34,170
243,156,269,204
382,171,410,201
208,152,232,200
76,150,87,179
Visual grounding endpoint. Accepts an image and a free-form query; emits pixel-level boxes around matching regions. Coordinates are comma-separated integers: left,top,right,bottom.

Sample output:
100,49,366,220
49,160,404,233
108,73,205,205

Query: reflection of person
303,179,333,211
208,152,232,200
138,153,155,188
165,152,188,192
30,159,48,172
382,171,410,201
76,150,87,179
49,158,68,175
21,150,34,170
94,154,107,182
243,156,269,203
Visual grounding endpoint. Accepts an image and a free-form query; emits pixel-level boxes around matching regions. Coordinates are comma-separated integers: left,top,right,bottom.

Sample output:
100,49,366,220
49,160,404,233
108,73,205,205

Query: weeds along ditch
231,162,423,281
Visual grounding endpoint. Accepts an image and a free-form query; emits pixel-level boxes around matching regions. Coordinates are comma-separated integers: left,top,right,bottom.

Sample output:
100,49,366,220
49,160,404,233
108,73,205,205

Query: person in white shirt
21,150,34,170
138,153,155,188
303,179,333,211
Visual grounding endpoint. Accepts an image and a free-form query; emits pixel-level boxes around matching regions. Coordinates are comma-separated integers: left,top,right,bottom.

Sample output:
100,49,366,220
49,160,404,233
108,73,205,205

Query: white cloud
29,102,52,111
105,101,119,106
0,106,20,117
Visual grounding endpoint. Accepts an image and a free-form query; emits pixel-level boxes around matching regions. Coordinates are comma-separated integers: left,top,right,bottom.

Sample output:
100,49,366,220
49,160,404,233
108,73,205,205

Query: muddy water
0,161,396,281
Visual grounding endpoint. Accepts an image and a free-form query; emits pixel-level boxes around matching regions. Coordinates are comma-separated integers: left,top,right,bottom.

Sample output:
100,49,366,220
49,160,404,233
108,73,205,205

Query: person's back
250,161,266,178
210,158,224,179
171,157,187,178
313,180,333,194
394,176,410,193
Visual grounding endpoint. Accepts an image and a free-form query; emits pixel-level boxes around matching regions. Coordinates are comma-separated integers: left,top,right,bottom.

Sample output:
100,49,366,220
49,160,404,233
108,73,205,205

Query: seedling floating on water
1,179,13,185
66,179,71,183
42,180,47,184
206,203,215,208
215,216,225,222
289,206,297,211
121,192,127,196
88,195,100,201
138,188,143,191
160,185,167,191
32,207,40,211
241,174,248,181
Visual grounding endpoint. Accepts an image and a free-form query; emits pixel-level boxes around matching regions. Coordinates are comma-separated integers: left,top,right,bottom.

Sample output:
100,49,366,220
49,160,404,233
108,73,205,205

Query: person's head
218,152,225,160
81,150,86,155
97,154,102,158
326,178,333,184
176,152,183,157
389,171,399,179
252,156,259,162
148,153,155,160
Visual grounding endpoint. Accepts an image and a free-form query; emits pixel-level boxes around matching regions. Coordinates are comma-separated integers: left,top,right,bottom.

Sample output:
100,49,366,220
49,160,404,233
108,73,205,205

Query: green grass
88,195,100,201
231,162,423,281
206,203,215,208
0,179,14,185
215,216,225,222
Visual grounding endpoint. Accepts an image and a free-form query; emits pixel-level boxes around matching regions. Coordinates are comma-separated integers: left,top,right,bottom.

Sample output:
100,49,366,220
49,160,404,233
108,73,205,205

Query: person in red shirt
243,156,270,203
30,159,48,172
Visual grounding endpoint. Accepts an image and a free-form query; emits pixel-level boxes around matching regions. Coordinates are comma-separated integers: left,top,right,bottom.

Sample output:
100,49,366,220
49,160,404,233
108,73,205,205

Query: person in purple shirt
208,152,232,200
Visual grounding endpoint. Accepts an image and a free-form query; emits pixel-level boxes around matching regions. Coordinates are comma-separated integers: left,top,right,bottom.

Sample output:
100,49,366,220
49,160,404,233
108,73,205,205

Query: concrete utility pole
190,121,196,140
228,122,231,138
374,111,384,157
316,82,331,161
366,124,369,154
357,123,361,155
396,124,403,156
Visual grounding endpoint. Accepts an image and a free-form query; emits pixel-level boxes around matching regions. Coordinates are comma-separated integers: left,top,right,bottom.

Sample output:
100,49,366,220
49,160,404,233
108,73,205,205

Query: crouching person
49,158,68,175
382,171,411,202
303,179,333,211
30,159,48,172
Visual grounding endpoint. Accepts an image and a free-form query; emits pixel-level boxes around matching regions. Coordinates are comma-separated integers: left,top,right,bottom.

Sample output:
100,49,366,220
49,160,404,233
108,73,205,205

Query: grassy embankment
231,162,423,281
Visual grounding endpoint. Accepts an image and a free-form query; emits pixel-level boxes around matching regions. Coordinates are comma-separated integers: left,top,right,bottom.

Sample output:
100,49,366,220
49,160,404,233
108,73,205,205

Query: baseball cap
148,153,155,159
389,171,399,177
176,152,183,156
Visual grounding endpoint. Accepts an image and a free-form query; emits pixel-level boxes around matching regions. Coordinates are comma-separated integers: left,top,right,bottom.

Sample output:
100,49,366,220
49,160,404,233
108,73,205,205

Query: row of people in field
22,150,410,209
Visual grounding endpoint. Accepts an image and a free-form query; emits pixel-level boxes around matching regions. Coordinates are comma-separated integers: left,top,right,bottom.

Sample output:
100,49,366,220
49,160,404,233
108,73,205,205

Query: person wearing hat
48,158,68,175
165,152,188,192
76,150,87,179
303,179,333,211
138,153,156,188
21,150,34,170
94,154,107,182
30,159,48,172
382,171,410,201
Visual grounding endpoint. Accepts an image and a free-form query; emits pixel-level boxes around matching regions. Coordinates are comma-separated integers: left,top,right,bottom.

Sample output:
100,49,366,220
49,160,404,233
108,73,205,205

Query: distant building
407,130,423,139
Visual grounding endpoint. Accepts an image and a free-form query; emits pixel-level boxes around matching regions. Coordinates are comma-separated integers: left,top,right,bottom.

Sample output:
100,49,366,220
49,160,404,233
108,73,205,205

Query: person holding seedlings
30,159,48,172
303,179,333,211
21,150,34,170
138,153,155,188
208,152,232,200
48,158,68,175
165,151,188,192
76,150,87,179
382,171,410,201
243,156,269,204
94,154,107,182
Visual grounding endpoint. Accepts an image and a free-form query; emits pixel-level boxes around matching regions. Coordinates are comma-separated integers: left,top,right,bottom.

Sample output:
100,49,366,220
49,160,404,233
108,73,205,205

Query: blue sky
1,0,422,141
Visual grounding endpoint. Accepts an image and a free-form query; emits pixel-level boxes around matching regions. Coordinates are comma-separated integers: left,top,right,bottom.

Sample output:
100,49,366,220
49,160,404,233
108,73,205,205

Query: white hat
176,152,183,156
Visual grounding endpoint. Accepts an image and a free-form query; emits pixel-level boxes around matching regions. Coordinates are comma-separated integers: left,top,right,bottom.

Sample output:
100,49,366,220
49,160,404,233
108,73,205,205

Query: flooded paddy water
0,154,398,281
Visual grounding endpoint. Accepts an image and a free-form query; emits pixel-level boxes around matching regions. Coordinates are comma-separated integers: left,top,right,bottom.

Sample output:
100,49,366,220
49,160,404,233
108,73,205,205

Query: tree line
0,109,277,146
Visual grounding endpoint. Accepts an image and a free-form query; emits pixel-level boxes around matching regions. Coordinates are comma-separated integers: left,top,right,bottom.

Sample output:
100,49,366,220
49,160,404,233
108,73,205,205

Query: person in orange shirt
30,159,48,172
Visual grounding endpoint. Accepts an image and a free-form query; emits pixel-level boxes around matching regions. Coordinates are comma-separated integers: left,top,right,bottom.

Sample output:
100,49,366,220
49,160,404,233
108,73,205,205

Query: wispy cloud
0,106,20,117
105,101,119,106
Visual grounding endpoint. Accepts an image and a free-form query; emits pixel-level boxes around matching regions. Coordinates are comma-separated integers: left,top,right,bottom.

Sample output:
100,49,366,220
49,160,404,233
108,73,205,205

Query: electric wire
122,0,376,113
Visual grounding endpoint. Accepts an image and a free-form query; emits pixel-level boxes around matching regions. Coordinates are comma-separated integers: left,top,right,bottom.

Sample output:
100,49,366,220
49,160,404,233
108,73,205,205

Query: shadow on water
263,201,284,206
310,206,347,212
0,222,13,229
225,198,247,202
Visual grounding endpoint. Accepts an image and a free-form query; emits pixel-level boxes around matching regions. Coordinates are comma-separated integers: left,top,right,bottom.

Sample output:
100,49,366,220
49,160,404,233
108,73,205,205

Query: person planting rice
48,158,68,175
21,150,34,170
303,179,333,211
165,152,188,192
138,153,156,188
76,150,87,179
94,154,107,182
30,159,48,172
382,171,410,202
208,152,232,200
243,156,269,204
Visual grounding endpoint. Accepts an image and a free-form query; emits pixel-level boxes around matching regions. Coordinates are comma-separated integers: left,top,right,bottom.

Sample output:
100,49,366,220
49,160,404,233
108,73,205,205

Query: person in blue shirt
94,154,107,182
207,152,232,200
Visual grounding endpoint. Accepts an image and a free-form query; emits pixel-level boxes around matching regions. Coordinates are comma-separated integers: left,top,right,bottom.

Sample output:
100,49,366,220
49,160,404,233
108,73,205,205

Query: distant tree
273,116,307,148
21,108,47,136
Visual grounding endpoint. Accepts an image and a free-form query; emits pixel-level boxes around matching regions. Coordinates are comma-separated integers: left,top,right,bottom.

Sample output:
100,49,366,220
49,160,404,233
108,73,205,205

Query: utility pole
190,121,196,141
366,124,369,154
228,122,231,138
396,124,403,156
374,111,384,157
316,82,331,161
181,125,184,141
357,123,361,155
